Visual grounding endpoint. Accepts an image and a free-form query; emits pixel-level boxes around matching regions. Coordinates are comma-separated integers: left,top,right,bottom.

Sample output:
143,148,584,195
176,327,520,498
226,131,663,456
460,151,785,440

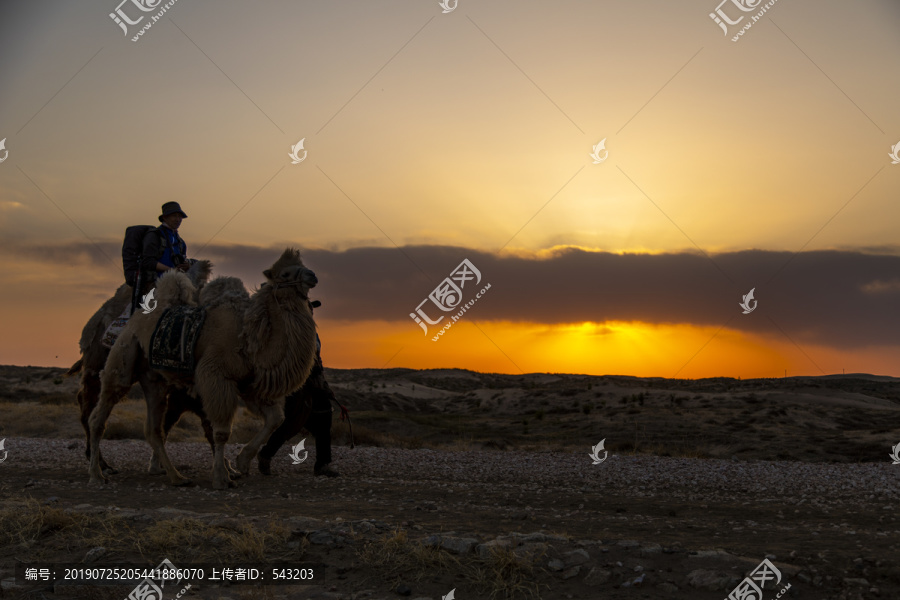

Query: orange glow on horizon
2,277,895,380
314,319,897,380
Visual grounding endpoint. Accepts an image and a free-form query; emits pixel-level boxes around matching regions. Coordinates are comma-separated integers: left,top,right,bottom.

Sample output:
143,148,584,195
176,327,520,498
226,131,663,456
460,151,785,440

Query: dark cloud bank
7,241,899,349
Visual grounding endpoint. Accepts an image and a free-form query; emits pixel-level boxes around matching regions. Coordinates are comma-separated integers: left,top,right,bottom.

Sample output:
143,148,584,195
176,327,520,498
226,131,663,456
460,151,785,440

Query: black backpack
122,225,166,286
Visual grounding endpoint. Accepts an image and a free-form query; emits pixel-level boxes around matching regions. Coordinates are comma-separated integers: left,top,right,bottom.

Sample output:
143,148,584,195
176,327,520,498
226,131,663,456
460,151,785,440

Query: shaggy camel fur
89,249,319,489
159,301,339,478
67,260,214,475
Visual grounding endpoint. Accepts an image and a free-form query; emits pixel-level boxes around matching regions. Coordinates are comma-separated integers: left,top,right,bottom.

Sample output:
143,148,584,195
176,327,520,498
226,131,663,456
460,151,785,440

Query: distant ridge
3,364,899,382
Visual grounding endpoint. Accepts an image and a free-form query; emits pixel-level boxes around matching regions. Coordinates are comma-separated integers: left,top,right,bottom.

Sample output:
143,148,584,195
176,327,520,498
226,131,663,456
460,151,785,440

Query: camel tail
65,359,83,377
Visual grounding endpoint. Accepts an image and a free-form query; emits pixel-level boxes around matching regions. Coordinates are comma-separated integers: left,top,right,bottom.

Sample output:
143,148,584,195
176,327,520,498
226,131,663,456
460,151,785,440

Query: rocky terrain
1,365,899,599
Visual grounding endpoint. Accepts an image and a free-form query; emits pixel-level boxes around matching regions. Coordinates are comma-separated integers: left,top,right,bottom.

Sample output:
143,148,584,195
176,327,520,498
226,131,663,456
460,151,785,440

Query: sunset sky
0,0,898,378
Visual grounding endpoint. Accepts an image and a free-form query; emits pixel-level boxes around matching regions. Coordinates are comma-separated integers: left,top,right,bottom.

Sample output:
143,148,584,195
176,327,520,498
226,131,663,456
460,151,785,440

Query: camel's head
187,259,214,287
264,248,317,299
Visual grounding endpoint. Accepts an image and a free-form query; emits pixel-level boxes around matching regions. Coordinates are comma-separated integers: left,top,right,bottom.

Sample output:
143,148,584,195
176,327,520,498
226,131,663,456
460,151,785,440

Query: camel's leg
79,370,119,475
147,415,168,477
211,424,237,489
78,384,93,462
87,396,120,485
147,388,173,476
142,376,191,486
149,389,189,475
175,390,240,479
89,356,136,485
149,389,237,478
196,410,240,478
187,396,216,453
236,400,285,475
196,409,240,480
147,454,165,476
193,363,240,489
258,394,310,475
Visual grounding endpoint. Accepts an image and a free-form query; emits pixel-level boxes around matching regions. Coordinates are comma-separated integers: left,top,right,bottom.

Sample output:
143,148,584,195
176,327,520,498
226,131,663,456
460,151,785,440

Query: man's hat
158,202,188,222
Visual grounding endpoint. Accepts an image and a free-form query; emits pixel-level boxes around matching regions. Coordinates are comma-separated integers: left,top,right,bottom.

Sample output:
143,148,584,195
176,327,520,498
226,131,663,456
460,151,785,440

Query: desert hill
2,364,898,464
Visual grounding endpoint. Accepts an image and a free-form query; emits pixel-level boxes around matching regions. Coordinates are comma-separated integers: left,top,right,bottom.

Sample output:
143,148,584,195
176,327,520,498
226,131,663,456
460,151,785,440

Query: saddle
149,305,207,372
101,306,131,348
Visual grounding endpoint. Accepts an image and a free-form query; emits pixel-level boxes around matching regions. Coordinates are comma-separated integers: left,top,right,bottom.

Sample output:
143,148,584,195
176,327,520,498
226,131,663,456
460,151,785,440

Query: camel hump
200,276,250,312
155,271,198,307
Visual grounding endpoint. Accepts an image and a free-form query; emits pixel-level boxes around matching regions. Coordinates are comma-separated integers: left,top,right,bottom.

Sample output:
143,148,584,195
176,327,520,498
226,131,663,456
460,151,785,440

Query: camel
89,248,319,489
67,260,215,475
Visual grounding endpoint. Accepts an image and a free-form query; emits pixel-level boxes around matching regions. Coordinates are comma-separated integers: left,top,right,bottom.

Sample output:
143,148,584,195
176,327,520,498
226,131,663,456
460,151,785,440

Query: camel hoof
213,478,237,490
102,467,119,477
225,459,242,479
148,457,165,475
170,477,193,487
89,476,109,487
235,452,253,475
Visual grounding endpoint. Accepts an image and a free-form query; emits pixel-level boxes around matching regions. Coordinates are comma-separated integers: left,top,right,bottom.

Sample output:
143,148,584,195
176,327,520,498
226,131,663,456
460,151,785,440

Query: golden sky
0,0,898,378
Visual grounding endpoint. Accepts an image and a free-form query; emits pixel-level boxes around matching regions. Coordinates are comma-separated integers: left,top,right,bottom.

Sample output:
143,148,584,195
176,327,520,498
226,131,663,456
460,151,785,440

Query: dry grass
0,499,87,546
470,545,544,600
0,402,80,438
224,520,292,561
138,518,223,563
137,518,292,562
0,499,137,562
0,399,147,440
358,529,543,599
358,528,420,573
0,399,283,445
0,499,295,567
333,423,424,449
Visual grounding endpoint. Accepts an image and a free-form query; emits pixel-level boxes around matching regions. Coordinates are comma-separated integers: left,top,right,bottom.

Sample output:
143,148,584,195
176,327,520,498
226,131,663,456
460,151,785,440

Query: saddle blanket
101,306,131,349
149,305,207,372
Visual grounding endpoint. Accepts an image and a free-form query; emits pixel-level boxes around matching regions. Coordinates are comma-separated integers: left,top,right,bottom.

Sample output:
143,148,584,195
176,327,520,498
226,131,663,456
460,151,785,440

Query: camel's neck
245,289,317,399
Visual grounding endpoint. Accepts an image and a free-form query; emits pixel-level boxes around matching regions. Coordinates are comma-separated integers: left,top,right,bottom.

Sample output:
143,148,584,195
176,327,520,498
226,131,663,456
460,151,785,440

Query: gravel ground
5,436,899,507
2,437,899,599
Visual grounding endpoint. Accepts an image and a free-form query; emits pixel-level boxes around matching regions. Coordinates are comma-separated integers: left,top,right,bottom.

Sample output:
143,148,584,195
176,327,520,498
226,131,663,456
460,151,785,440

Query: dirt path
1,439,898,599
